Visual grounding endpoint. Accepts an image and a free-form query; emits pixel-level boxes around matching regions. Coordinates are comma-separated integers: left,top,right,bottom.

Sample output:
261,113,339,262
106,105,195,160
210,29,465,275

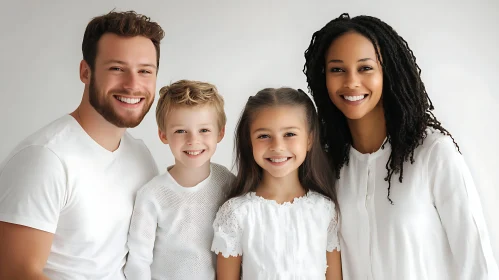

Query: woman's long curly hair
303,13,459,204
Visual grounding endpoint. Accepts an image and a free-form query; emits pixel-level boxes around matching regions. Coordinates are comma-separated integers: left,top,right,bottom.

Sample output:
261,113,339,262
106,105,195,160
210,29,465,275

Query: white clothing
124,163,236,280
0,115,159,280
211,191,340,279
338,129,499,280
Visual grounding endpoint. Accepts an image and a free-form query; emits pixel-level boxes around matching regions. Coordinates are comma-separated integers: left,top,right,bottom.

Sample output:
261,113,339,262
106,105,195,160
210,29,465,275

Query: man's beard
88,75,154,128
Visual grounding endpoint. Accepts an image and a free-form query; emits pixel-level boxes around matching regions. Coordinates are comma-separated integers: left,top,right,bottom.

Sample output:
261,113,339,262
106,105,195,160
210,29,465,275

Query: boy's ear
158,128,168,144
217,126,226,143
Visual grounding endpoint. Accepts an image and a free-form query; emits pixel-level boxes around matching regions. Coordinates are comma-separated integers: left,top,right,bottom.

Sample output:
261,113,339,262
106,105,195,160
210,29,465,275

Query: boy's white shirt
124,162,235,280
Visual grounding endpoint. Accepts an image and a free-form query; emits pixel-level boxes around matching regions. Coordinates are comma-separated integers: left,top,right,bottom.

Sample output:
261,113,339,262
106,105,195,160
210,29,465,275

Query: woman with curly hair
303,12,498,279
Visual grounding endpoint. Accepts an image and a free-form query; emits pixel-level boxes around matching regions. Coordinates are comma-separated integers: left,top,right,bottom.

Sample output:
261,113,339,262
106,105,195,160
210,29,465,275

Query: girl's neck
255,169,305,204
347,103,387,154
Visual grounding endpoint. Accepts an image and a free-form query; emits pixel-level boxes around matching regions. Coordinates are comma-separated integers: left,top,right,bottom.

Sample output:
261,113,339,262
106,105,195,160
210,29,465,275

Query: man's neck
70,102,126,152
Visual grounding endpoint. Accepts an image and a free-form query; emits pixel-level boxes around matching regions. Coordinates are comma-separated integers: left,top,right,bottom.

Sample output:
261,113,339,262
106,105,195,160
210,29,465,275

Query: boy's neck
256,170,306,204
168,160,211,187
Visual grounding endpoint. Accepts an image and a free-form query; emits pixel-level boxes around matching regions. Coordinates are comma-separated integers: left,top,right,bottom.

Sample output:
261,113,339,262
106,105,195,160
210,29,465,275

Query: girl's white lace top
211,190,339,279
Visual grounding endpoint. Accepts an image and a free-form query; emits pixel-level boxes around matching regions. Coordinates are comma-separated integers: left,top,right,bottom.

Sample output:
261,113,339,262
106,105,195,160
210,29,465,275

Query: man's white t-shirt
0,115,159,280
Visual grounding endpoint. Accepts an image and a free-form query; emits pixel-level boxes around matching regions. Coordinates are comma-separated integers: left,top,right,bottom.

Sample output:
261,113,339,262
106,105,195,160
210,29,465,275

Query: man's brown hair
82,10,165,71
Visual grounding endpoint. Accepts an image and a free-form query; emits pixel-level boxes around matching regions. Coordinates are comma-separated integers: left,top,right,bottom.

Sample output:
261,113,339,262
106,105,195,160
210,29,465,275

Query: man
0,10,164,279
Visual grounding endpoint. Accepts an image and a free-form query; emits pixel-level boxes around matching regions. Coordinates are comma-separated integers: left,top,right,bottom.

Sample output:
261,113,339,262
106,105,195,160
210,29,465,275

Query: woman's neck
347,103,387,154
255,169,305,204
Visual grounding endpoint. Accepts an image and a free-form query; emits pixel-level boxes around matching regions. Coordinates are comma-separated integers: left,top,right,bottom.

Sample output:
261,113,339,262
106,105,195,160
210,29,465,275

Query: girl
211,88,342,279
303,13,498,279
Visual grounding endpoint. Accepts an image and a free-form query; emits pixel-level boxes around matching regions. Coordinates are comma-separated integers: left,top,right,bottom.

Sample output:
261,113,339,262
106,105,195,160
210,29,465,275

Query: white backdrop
1,0,498,266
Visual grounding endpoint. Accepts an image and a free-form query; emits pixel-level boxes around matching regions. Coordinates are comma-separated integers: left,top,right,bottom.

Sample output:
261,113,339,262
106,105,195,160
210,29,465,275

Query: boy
124,80,235,280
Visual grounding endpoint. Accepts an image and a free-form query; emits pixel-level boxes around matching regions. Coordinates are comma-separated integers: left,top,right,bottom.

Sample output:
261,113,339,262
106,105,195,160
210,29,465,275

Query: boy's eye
284,132,296,137
200,129,210,133
174,130,186,134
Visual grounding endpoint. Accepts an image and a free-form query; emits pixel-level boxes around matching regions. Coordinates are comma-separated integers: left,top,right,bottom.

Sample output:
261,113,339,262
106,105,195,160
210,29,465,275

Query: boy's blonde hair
155,80,227,132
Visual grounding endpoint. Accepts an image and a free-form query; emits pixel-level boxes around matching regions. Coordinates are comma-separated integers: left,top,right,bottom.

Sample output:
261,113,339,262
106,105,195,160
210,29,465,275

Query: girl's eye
284,132,296,137
257,134,270,139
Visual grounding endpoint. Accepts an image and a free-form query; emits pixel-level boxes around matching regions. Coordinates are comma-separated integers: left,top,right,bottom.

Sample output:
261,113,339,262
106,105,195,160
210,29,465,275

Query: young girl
303,13,498,279
211,88,342,279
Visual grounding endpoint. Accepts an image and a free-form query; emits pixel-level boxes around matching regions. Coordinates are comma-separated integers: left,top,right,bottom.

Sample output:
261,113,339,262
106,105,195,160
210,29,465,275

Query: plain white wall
1,0,498,266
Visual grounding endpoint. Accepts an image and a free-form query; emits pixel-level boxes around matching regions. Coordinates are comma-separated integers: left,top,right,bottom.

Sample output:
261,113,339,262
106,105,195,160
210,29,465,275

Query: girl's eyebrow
252,127,301,133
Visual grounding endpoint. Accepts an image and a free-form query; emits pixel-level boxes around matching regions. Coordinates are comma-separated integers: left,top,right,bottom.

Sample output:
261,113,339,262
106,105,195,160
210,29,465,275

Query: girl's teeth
344,95,365,102
186,151,202,155
269,158,288,163
117,96,141,104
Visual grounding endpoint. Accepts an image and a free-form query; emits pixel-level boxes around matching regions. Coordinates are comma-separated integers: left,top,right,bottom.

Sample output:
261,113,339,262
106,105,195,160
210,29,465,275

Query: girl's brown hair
229,87,339,210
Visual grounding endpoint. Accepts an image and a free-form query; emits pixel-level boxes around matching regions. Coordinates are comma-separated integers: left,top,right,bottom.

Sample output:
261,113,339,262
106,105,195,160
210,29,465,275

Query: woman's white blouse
211,191,340,279
338,129,498,280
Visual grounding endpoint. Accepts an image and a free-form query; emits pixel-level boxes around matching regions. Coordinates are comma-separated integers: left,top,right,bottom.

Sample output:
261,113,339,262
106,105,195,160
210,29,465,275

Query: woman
303,12,498,279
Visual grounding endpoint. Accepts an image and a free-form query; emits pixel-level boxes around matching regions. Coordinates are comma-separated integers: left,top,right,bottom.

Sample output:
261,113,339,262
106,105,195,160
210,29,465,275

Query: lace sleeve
326,201,340,252
211,198,244,258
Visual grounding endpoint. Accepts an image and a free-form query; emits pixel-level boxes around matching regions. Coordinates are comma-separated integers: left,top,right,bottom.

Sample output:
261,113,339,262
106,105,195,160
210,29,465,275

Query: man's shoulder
5,115,78,161
20,115,76,146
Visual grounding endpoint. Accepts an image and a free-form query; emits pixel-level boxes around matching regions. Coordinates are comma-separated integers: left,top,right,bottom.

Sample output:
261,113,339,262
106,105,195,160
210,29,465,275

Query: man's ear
79,60,91,84
158,128,168,144
217,126,226,143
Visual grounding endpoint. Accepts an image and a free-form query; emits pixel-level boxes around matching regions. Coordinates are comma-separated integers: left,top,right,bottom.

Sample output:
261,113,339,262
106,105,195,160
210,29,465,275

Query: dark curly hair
303,13,459,204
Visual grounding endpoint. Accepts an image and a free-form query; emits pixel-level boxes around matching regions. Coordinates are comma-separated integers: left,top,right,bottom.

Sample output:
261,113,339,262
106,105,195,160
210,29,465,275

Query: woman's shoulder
418,128,460,159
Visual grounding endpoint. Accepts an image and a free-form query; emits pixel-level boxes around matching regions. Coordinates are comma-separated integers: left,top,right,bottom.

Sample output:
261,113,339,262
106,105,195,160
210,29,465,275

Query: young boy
124,80,235,280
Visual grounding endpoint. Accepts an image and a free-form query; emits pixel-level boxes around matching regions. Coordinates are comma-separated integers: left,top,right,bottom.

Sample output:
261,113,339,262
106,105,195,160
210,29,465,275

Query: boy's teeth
186,151,202,155
117,96,141,104
344,95,365,102
269,157,288,163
